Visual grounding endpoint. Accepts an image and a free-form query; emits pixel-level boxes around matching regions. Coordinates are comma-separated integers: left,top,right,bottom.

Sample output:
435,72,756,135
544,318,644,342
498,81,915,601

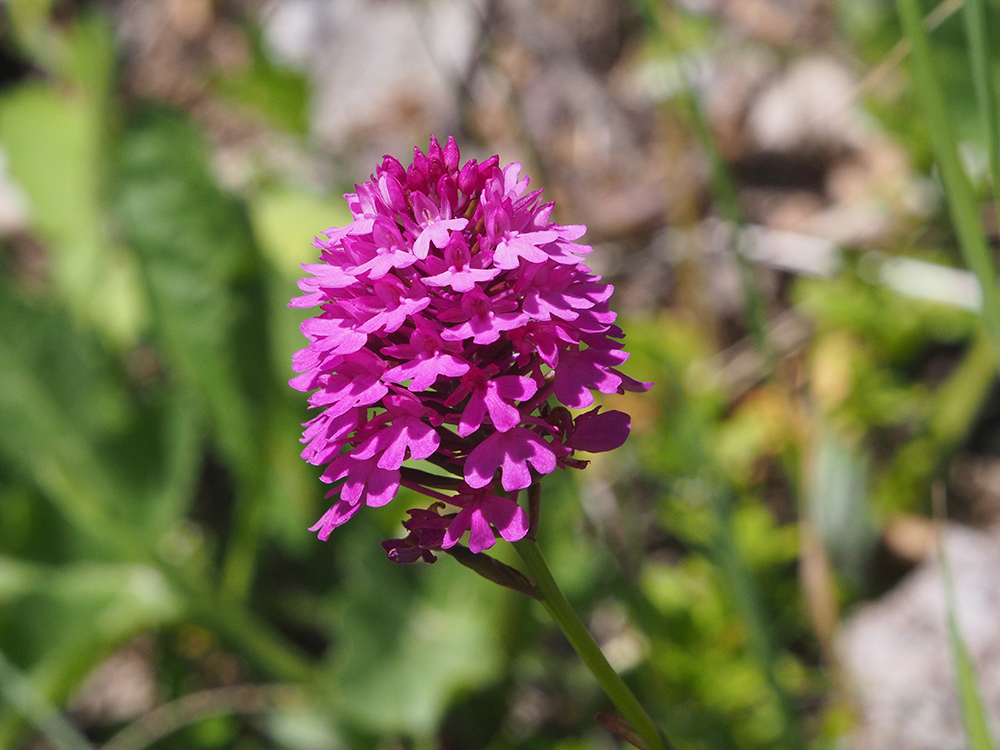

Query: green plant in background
620,317,816,750
894,0,1000,747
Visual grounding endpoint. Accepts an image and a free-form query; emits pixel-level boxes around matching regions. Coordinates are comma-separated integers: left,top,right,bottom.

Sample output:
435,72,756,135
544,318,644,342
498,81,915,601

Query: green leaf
0,562,180,667
896,0,1000,358
320,519,509,736
0,557,44,604
115,104,272,462
3,0,58,70
248,184,349,387
0,276,200,543
249,184,350,279
0,561,181,749
806,429,876,585
115,105,279,598
0,79,146,348
963,0,1000,207
939,532,998,750
212,25,310,135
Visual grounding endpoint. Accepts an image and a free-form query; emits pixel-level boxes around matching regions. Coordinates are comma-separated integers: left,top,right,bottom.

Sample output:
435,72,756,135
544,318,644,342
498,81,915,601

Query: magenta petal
300,409,360,465
442,503,497,553
385,353,469,392
553,347,627,408
484,375,536,432
617,372,654,394
483,383,521,432
467,510,497,553
494,375,538,402
441,492,525,552
442,504,476,549
501,432,556,491
300,314,368,355
465,428,557,491
362,464,401,507
464,434,504,489
402,419,440,461
458,391,488,437
309,499,363,541
375,429,412,469
493,238,541,269
360,418,439,470
338,456,400,507
481,495,529,543
568,408,631,453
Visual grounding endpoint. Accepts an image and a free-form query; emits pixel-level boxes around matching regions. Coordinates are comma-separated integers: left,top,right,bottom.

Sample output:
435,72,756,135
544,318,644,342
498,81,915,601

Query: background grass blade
896,0,1000,355
631,0,773,365
895,6,1000,743
934,487,998,750
0,648,97,750
115,105,274,600
942,564,997,750
963,0,1000,226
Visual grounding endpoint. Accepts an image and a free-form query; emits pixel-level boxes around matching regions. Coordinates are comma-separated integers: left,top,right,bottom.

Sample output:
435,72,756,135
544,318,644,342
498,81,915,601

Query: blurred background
1,0,1000,748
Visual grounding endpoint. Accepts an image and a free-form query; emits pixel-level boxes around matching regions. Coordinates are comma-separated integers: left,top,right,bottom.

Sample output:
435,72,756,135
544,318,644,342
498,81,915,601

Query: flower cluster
291,136,649,561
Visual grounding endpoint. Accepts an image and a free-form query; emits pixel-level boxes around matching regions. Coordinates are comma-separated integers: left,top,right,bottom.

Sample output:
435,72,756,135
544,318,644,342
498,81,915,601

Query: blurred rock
263,0,481,174
839,524,1000,750
720,0,833,47
114,0,219,106
747,56,866,157
702,44,779,160
486,0,674,239
950,455,1000,527
488,0,639,74
704,50,920,247
881,514,937,564
70,637,158,725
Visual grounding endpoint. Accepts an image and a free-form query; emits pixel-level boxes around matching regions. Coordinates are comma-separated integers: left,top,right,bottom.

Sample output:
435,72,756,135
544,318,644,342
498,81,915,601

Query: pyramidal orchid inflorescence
290,136,650,562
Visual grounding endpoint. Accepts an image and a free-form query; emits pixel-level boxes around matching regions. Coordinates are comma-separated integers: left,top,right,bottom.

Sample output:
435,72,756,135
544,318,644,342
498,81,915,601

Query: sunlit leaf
0,79,146,347
319,519,509,736
213,26,311,135
114,104,270,475
0,277,200,540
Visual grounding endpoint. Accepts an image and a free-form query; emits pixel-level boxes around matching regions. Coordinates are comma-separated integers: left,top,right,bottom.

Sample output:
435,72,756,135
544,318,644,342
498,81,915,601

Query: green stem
514,539,668,750
0,648,96,750
963,0,1000,233
897,0,1000,355
166,565,315,686
632,0,773,367
933,487,998,750
706,487,802,750
220,475,266,602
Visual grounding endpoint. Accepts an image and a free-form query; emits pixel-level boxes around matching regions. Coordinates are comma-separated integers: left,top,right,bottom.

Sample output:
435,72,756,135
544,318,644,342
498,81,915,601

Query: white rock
748,56,868,154
262,0,480,161
838,525,1000,750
